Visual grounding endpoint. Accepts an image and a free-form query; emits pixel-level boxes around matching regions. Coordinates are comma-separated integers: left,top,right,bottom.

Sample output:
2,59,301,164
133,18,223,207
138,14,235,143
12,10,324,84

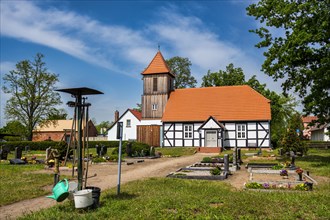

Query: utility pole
117,122,123,195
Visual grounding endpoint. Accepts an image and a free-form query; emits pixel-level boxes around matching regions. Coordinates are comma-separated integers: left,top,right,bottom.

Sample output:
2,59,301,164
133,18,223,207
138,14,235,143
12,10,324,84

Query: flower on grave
287,183,291,189
280,169,288,176
295,183,308,191
284,161,291,167
296,167,303,174
262,183,270,189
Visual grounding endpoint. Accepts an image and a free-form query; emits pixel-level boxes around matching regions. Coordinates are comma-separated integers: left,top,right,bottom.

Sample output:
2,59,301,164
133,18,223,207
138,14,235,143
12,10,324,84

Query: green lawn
20,178,330,220
155,147,196,157
18,148,330,220
0,163,54,206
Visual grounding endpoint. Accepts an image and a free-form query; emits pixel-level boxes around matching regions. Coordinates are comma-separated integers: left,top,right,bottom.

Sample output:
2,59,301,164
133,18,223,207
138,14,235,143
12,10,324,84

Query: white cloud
1,1,282,89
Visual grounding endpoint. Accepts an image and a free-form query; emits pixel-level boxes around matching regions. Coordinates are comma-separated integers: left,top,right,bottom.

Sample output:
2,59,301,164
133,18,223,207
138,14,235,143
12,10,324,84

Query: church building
108,51,271,151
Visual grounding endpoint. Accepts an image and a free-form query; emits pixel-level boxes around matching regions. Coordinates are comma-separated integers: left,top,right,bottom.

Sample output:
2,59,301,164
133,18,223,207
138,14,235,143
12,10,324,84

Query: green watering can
46,179,69,202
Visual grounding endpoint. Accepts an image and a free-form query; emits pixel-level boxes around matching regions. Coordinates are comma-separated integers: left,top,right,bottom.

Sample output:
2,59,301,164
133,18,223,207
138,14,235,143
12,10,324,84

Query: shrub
281,128,308,155
201,157,212,163
272,164,284,170
210,166,221,175
245,182,263,189
92,157,107,163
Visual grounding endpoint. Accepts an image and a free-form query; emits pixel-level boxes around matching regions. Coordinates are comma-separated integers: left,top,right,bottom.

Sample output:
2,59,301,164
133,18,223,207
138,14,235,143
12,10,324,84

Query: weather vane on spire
158,43,160,51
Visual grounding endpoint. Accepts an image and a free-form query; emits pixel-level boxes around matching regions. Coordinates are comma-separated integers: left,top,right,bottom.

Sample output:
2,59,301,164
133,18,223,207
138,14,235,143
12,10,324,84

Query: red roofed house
302,116,318,139
107,109,142,141
109,51,271,150
33,120,97,142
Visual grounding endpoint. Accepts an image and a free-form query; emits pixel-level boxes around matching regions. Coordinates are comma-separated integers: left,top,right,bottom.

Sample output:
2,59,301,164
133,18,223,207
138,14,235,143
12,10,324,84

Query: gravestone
289,151,296,170
126,142,132,156
96,145,101,157
101,145,107,156
237,148,242,164
0,149,9,160
25,146,30,153
224,154,229,173
14,147,22,159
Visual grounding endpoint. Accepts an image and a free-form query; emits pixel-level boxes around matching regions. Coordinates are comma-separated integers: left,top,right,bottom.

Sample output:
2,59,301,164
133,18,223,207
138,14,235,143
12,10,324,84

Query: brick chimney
115,110,119,122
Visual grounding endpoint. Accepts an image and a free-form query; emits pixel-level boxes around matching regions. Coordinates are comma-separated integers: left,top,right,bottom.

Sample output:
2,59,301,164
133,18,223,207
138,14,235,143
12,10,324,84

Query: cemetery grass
20,149,330,219
156,147,196,157
20,178,330,220
0,163,55,206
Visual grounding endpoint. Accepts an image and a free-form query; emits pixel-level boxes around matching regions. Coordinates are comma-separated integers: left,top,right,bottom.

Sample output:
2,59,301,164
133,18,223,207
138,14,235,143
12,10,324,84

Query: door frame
205,130,218,147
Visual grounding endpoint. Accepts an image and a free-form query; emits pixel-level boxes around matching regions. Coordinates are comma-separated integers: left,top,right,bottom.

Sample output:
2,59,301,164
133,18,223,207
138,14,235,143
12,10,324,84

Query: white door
205,130,217,147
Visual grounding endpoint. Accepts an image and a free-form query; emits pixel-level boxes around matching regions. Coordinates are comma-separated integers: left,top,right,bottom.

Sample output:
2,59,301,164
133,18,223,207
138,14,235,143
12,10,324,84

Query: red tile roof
162,85,271,122
302,116,318,123
129,109,142,121
141,51,174,77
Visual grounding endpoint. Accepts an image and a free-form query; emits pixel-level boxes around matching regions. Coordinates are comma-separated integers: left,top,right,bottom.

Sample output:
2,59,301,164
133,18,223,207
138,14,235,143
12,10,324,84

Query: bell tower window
152,104,158,111
153,78,158,92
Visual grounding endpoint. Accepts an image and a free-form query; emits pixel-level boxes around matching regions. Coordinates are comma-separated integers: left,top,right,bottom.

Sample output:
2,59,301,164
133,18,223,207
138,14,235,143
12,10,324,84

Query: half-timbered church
108,50,271,151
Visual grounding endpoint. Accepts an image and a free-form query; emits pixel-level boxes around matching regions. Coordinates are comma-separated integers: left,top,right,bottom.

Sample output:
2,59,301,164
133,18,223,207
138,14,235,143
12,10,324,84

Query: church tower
141,51,175,120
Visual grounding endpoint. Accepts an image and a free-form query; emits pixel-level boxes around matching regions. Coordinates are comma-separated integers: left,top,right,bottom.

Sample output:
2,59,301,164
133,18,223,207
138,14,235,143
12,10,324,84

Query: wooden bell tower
141,51,175,120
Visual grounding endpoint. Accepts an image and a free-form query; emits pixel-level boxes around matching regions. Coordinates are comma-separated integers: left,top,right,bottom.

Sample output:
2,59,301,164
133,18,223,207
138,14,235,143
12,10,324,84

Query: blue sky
0,0,284,127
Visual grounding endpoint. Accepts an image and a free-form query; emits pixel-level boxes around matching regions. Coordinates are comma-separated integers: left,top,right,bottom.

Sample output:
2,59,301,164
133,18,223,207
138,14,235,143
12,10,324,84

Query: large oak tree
247,0,330,124
166,56,197,89
2,53,62,140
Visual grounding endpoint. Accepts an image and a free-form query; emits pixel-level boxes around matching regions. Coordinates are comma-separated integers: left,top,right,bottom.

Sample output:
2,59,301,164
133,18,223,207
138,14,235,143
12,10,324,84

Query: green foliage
201,157,212,163
247,0,330,124
0,120,26,140
2,53,62,140
201,63,245,87
166,56,197,89
0,141,65,151
272,164,284,170
92,157,107,163
210,166,221,175
246,75,298,148
244,182,263,189
281,128,308,155
95,121,113,135
47,108,67,120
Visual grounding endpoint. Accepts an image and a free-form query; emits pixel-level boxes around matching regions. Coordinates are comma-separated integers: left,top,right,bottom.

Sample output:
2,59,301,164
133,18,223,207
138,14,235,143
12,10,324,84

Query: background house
32,120,97,142
311,123,330,141
302,116,318,139
107,109,142,141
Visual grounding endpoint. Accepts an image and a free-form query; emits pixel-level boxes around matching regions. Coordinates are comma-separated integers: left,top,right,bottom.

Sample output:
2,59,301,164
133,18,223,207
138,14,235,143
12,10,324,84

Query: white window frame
236,124,246,139
152,104,158,111
126,119,131,128
184,124,193,139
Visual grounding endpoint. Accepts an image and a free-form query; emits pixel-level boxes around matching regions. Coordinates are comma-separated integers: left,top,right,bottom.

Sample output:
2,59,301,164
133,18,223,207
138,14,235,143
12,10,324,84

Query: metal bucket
85,186,101,208
73,189,93,208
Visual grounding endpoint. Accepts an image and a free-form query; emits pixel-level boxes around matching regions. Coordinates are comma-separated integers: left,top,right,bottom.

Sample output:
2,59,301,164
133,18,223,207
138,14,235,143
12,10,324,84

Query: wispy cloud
0,1,269,85
0,1,154,76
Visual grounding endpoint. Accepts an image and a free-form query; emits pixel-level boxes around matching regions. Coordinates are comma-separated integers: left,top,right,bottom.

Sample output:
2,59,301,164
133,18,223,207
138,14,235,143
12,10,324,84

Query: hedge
0,140,148,152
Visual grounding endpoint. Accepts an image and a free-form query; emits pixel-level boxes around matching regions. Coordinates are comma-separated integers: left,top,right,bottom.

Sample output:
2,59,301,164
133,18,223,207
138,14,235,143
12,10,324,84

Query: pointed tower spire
141,51,174,77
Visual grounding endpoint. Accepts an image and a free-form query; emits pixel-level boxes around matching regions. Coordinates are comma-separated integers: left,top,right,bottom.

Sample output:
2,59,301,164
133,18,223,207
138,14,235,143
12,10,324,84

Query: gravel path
0,153,217,220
